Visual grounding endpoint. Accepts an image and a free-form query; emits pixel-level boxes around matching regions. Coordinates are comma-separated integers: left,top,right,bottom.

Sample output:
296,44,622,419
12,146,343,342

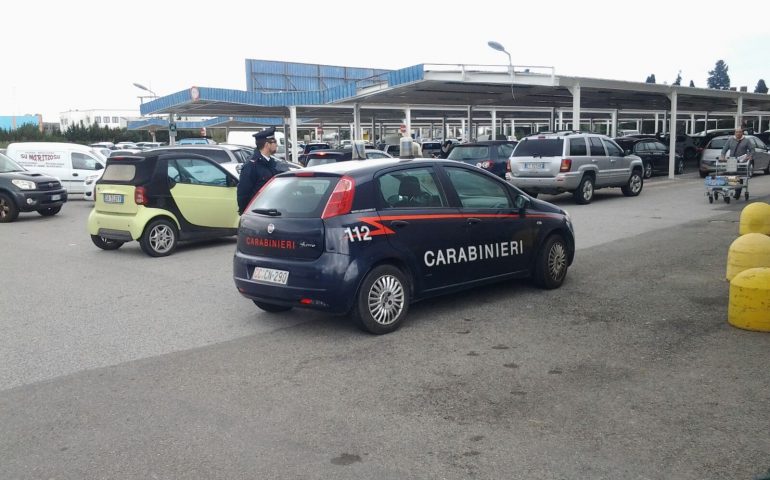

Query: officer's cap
253,127,276,142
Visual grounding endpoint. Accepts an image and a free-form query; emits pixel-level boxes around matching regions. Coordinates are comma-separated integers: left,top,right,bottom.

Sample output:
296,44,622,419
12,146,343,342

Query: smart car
233,157,575,334
87,151,240,257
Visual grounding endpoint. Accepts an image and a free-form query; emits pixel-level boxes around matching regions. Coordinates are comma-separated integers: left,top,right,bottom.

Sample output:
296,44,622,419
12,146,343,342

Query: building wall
0,115,41,130
59,109,140,131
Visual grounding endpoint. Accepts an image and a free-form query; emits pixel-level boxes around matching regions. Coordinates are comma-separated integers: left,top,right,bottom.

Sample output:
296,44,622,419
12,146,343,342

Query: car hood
0,170,60,183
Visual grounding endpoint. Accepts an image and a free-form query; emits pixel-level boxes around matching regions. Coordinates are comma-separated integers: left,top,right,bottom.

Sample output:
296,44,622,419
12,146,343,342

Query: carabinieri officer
237,127,280,215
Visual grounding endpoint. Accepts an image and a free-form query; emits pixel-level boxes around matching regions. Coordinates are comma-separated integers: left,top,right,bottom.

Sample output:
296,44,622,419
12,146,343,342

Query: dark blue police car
233,158,575,334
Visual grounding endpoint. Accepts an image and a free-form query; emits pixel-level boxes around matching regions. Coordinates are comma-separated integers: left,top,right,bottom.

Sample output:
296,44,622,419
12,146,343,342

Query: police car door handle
391,220,409,228
466,217,481,225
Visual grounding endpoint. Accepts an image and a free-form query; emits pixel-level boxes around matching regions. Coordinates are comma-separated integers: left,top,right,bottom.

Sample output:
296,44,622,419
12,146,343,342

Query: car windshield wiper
251,208,281,216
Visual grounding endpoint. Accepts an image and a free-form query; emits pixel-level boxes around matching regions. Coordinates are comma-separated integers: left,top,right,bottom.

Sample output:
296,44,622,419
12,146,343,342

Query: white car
83,170,103,202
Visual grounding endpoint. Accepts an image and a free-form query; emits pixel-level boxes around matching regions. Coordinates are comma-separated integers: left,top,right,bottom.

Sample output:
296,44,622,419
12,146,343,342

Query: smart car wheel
0,193,19,223
37,206,61,216
352,265,410,335
91,234,124,250
643,162,652,179
140,218,178,257
253,300,292,313
534,234,569,289
573,176,594,204
621,171,643,197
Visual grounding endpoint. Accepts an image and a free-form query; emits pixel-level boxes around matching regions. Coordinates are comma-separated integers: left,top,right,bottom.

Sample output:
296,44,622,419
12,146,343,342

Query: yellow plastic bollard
725,233,770,281
739,202,770,236
728,267,770,332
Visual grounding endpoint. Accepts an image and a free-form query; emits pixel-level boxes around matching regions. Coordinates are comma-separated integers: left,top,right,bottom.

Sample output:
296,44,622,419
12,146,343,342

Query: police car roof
300,157,443,174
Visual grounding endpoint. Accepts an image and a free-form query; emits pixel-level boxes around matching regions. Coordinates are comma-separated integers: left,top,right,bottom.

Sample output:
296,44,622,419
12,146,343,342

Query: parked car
233,157,575,334
88,152,240,257
420,141,443,158
698,135,770,178
177,138,217,145
297,143,332,166
5,142,106,194
614,137,684,178
147,144,254,177
0,152,67,222
446,140,518,179
304,149,392,167
508,132,644,204
625,133,698,162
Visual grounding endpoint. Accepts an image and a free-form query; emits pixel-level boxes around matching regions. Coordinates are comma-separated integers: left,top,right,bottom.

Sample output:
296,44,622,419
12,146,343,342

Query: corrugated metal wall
245,59,391,94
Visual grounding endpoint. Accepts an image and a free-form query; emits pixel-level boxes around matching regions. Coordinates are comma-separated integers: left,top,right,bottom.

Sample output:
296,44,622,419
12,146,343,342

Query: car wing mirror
514,194,529,213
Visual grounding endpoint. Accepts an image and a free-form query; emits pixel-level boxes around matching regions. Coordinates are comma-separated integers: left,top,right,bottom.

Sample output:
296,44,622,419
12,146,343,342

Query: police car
233,157,575,334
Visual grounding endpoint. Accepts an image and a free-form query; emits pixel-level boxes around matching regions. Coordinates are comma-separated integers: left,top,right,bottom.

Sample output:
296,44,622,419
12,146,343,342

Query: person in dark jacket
438,140,454,159
237,127,279,214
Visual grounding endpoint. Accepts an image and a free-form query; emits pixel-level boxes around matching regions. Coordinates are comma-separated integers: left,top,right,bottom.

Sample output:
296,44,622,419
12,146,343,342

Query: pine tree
645,74,656,84
755,79,768,94
689,80,695,87
707,60,730,89
673,71,682,86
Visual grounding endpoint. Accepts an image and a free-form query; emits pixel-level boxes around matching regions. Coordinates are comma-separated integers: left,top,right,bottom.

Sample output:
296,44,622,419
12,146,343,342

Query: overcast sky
5,0,769,121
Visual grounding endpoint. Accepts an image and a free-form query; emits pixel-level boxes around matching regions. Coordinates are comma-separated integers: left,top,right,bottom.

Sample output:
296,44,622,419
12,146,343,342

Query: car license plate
103,193,124,204
525,162,546,169
252,267,289,285
50,194,61,201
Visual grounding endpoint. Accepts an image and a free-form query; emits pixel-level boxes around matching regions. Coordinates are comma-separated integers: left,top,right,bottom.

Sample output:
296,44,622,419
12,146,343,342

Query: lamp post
132,82,157,104
487,41,512,75
133,83,159,142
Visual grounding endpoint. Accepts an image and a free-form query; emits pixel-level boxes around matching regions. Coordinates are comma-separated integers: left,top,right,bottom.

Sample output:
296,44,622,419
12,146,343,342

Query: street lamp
132,82,157,105
487,41,512,74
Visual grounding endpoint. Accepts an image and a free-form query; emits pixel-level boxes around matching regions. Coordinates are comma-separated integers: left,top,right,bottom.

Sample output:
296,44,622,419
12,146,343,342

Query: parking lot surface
1,173,769,479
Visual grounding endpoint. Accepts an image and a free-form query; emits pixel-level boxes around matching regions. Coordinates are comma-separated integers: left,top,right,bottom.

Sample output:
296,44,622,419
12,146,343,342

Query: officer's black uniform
237,128,280,214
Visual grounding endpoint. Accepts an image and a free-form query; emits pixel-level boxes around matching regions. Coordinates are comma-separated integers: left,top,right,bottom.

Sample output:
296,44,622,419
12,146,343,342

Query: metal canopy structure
136,62,770,178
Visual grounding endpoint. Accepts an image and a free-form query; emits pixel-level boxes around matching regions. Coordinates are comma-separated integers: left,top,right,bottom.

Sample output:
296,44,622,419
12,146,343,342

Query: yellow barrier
728,268,770,332
725,233,770,281
739,202,770,236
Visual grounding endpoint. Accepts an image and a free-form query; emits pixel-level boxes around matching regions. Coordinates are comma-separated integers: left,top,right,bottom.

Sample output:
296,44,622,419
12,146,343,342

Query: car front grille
36,180,62,191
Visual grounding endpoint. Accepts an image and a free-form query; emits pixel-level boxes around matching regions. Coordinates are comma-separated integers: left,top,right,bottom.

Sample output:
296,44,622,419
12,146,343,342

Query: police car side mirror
514,194,529,212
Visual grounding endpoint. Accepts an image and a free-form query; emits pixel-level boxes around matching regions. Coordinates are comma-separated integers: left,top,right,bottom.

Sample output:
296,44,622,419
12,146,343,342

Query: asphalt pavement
1,172,769,479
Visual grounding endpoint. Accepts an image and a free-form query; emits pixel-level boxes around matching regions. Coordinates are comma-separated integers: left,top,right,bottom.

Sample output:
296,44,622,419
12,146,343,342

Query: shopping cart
704,155,750,204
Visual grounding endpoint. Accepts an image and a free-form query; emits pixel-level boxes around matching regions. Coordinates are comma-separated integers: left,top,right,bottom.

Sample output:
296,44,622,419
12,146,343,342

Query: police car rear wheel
140,219,178,257
253,300,292,313
91,235,124,250
534,235,568,289
353,265,410,335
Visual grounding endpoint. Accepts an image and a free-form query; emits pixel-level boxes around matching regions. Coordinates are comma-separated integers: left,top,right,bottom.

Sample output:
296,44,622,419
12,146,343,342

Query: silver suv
508,132,644,204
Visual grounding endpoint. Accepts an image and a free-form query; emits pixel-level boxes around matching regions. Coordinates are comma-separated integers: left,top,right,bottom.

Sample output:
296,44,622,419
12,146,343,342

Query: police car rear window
251,176,334,218
512,139,563,157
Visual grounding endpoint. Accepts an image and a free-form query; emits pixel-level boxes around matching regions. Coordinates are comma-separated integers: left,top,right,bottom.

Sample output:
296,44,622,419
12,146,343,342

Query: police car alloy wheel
140,218,178,257
353,265,410,335
91,235,124,251
534,235,568,289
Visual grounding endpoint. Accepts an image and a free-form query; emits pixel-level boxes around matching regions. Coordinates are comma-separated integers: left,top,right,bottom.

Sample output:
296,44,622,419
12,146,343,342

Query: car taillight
321,176,355,219
134,186,147,205
560,158,572,172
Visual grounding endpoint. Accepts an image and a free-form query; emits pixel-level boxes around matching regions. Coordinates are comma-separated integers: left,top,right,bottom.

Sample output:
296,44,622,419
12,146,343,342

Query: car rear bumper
233,250,359,314
13,189,67,212
508,173,580,194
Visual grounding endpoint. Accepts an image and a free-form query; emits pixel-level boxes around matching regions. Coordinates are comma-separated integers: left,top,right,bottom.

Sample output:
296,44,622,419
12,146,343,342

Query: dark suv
233,158,575,334
0,152,67,223
446,140,517,179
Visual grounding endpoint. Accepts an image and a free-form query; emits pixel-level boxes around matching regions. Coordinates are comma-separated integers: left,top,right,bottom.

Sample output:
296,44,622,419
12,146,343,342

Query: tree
755,79,768,94
707,60,730,90
645,74,656,84
689,80,695,88
673,71,682,86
